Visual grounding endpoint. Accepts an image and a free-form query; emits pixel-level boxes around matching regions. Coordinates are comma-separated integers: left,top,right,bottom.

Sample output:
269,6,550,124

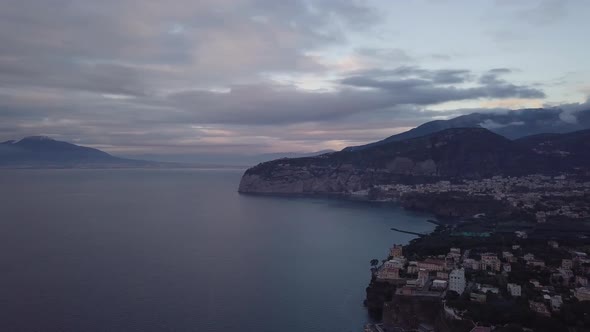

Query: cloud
341,67,544,104
0,0,584,158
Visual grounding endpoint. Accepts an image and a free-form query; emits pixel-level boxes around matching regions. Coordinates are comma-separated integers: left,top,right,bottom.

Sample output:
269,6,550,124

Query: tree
370,259,379,269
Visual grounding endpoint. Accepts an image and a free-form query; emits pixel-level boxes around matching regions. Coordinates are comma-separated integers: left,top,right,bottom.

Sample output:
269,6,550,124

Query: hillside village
360,174,590,222
364,235,590,332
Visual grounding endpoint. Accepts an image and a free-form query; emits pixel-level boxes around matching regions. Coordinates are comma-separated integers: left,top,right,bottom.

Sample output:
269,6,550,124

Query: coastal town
364,230,590,332
356,174,590,222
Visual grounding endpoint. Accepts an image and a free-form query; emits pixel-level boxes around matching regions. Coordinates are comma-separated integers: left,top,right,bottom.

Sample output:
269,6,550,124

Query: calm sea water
0,169,434,332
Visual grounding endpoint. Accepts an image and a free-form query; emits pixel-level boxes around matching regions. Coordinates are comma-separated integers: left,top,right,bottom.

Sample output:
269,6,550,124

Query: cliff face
239,128,540,194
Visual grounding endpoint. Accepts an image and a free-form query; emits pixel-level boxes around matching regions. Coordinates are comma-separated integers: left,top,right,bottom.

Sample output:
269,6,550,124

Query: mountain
238,128,590,194
344,107,590,152
516,129,590,167
0,136,149,168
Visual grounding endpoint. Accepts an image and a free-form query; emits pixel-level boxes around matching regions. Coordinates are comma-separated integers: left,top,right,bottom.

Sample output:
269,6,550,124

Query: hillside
344,108,590,152
238,128,589,194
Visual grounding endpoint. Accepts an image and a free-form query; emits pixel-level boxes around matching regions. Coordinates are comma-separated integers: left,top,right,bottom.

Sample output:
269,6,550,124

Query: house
479,284,499,294
447,248,461,261
507,283,521,297
524,253,535,261
480,253,501,272
417,269,429,287
562,259,573,270
502,251,514,260
389,244,403,258
512,245,520,250
431,279,448,290
529,279,542,288
463,258,479,270
576,276,588,287
377,266,400,281
503,263,511,273
530,301,551,317
470,292,486,303
550,295,563,311
527,259,546,268
574,287,590,301
407,261,418,274
384,258,405,269
449,268,466,294
436,271,449,280
418,258,447,272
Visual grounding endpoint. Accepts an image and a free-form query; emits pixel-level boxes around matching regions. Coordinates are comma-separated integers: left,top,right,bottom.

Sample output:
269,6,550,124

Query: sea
0,169,434,332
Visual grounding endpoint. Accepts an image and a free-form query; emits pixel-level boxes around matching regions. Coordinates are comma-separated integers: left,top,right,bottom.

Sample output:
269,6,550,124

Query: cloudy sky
1,0,589,160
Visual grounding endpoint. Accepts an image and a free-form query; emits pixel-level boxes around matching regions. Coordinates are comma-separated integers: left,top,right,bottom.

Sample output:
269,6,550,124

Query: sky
1,0,589,160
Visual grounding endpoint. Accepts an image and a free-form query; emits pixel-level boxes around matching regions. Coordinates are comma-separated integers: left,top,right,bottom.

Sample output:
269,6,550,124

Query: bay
0,169,434,332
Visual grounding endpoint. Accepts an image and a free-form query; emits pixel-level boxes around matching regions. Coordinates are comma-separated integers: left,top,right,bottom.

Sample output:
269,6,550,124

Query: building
502,251,515,261
480,253,501,272
417,269,429,287
551,295,563,311
576,276,588,287
479,284,499,294
548,240,559,248
574,287,590,301
527,259,546,268
436,271,449,280
507,283,521,297
530,301,551,317
524,253,535,261
407,261,418,274
463,258,479,270
377,266,400,281
418,258,447,272
562,259,573,270
449,268,466,294
431,280,448,290
503,263,511,273
389,244,403,258
384,258,405,269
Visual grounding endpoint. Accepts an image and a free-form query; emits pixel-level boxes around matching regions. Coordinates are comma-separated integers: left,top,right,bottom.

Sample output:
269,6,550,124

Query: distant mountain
239,128,590,194
516,129,590,167
344,107,590,151
0,136,150,168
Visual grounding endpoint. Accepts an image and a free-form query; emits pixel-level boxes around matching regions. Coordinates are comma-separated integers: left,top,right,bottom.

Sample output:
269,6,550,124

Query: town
364,231,590,332
354,174,590,222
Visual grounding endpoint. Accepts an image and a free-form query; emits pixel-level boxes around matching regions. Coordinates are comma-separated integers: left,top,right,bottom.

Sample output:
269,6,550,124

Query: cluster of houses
374,240,590,319
369,174,590,221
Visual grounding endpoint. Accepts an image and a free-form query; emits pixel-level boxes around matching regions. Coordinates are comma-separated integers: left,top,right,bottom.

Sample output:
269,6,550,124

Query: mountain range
2,107,589,170
344,107,590,151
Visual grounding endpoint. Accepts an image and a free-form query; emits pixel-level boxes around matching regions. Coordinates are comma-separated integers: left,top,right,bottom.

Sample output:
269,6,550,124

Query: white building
507,283,521,297
449,268,466,294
